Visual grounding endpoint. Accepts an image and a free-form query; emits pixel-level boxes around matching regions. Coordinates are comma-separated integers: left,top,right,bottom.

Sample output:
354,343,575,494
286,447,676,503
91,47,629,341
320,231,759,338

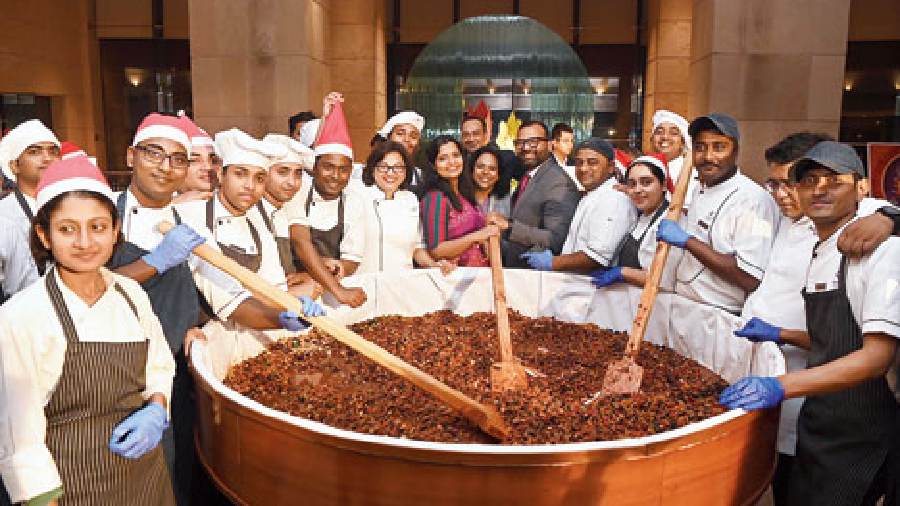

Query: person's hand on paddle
334,286,367,308
734,317,781,343
519,249,553,271
837,209,895,258
590,266,624,288
485,212,509,231
143,223,205,274
656,218,691,248
279,295,326,332
719,376,785,411
109,402,168,459
322,258,345,279
183,327,207,358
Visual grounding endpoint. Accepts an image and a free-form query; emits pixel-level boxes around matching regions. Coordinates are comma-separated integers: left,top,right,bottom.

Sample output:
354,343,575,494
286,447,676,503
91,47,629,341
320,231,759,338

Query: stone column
642,0,693,150
689,0,852,180
328,0,387,156
190,0,332,140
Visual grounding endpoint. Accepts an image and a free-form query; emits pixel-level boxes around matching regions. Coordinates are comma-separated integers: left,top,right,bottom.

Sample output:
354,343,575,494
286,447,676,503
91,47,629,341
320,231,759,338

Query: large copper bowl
191,270,781,505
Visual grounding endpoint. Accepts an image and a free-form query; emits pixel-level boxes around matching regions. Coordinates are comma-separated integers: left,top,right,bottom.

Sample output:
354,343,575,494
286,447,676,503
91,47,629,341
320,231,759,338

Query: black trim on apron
43,269,175,505
205,197,262,273
10,187,45,276
294,186,344,271
616,199,668,270
789,256,897,505
255,200,297,275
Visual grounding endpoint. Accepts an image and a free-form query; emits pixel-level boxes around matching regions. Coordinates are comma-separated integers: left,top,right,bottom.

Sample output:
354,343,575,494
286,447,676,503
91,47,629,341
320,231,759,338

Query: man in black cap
720,140,899,506
656,112,780,313
519,138,635,272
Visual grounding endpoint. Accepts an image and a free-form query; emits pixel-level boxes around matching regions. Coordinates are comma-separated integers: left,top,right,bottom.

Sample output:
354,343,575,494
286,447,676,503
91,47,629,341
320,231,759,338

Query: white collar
124,188,174,212
699,168,744,194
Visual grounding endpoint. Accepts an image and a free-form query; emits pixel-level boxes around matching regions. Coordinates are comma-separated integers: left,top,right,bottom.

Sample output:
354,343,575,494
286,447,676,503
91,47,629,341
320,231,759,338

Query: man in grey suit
488,120,582,268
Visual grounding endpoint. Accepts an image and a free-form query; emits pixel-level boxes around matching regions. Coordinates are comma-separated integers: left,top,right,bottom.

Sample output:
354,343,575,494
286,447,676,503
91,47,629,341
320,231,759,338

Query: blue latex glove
734,317,782,343
656,218,691,248
519,250,554,271
590,267,624,288
109,403,168,459
142,224,205,274
719,376,785,411
278,296,326,332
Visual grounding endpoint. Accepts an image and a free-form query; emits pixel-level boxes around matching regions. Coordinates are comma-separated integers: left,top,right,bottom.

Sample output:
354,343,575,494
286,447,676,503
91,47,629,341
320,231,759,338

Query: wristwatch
876,205,900,236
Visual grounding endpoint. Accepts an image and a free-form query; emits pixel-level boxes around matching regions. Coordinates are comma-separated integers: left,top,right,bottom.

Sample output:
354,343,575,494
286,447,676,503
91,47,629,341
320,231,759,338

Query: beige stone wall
687,0,851,181
0,0,103,165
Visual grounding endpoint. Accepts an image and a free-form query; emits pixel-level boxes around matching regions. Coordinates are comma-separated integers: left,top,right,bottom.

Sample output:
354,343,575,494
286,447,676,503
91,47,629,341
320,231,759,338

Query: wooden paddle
487,235,528,392
599,153,694,395
159,221,509,439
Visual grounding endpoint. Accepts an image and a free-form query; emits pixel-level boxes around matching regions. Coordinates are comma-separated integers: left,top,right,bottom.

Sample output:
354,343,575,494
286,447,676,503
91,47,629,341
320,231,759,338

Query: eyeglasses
135,144,189,169
513,137,547,149
374,164,407,175
795,173,857,189
764,178,793,193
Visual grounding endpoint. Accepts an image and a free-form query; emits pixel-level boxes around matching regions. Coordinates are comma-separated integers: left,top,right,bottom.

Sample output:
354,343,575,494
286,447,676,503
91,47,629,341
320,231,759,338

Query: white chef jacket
175,194,287,290
283,185,366,263
0,268,175,502
674,170,780,313
120,190,253,319
0,215,38,299
0,191,35,236
629,205,666,269
561,178,637,267
356,185,425,274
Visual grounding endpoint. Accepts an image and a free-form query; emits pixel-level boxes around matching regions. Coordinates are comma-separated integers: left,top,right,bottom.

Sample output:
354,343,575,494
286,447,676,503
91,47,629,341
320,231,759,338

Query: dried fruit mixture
225,311,728,444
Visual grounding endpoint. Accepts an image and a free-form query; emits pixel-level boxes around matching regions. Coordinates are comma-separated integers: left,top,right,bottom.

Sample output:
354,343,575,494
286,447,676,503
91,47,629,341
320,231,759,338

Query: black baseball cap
790,141,864,182
688,113,740,143
575,138,614,161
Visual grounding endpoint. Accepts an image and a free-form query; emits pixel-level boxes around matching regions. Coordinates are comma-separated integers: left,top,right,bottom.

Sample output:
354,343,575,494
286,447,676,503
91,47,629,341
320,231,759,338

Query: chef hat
298,119,321,147
313,102,353,159
652,110,691,149
215,128,287,169
132,113,191,154
0,119,60,181
263,133,315,168
35,156,115,212
377,111,425,139
176,111,215,151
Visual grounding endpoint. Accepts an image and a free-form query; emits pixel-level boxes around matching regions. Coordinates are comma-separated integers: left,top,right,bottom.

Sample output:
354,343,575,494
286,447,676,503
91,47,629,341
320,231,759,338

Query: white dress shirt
0,269,175,502
674,170,780,313
356,185,424,274
0,215,38,299
562,178,637,267
0,191,35,236
283,185,366,263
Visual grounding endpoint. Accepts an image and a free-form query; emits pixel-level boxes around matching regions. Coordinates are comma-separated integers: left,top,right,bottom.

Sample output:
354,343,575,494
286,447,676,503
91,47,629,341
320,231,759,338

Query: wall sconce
607,128,616,137
843,80,853,92
125,68,147,88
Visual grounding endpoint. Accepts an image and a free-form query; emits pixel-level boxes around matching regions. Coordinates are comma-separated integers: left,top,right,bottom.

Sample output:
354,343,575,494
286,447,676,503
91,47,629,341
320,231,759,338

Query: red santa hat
629,153,673,191
466,100,490,120
612,149,633,180
60,141,98,166
35,156,115,212
313,102,353,159
176,111,215,150
131,113,191,154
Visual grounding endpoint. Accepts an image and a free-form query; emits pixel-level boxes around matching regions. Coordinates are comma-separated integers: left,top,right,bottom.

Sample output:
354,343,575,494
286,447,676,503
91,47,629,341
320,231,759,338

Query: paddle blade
600,357,644,395
490,361,529,393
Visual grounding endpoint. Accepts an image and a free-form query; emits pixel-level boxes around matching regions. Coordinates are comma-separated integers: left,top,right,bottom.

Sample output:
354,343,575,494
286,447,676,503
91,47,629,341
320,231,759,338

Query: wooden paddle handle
625,153,694,356
159,221,509,439
487,235,514,363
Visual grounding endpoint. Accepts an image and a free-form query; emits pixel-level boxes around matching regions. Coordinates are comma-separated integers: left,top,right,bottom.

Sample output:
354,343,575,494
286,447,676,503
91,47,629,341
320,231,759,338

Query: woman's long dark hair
466,144,512,199
30,190,121,273
419,135,478,211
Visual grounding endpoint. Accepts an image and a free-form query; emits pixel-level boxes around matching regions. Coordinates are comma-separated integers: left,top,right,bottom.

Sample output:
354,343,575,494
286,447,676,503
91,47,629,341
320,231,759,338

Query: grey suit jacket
502,157,582,267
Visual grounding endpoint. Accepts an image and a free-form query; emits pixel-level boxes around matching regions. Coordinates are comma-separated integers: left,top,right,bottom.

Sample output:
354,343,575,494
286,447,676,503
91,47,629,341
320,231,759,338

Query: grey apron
106,192,199,505
617,199,668,270
205,197,262,273
256,200,296,274
789,256,896,505
44,270,175,506
294,186,344,271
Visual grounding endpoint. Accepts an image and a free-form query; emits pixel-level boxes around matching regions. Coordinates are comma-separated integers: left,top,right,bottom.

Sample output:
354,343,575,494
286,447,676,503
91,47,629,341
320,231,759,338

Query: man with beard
286,93,368,308
109,114,323,505
519,138,635,273
656,113,780,313
488,120,581,268
0,120,60,300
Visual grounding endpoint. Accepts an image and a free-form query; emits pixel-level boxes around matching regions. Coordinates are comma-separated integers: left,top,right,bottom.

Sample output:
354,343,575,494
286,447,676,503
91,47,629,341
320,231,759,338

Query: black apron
44,270,175,506
616,199,668,269
106,192,199,506
294,186,344,271
205,197,262,273
256,200,296,275
789,256,897,506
